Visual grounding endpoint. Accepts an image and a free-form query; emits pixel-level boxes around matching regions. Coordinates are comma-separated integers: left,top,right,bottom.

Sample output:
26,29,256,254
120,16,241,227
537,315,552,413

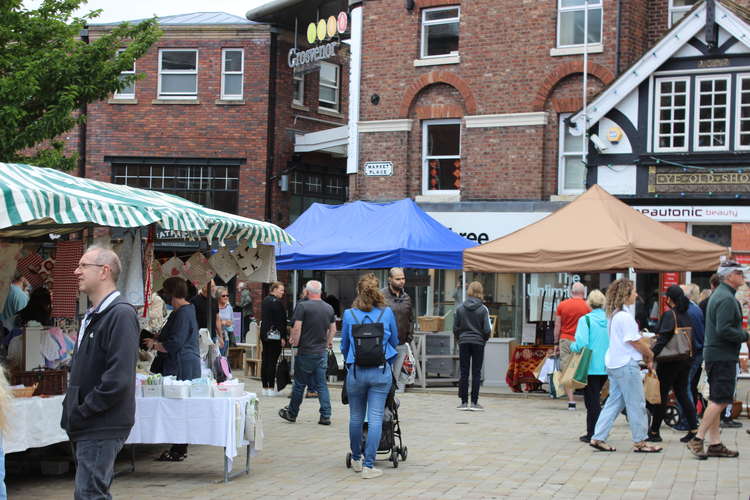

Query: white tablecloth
126,394,255,464
6,396,68,454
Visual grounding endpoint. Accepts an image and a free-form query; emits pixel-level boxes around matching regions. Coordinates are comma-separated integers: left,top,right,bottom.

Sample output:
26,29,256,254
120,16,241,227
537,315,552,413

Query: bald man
554,282,591,410
62,246,139,500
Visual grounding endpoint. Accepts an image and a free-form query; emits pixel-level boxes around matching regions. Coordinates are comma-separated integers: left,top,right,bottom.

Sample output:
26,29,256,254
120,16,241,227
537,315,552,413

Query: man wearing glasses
61,246,139,499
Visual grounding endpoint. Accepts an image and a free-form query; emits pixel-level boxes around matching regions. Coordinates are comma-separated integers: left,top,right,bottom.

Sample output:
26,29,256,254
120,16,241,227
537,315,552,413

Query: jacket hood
589,308,608,328
463,296,483,311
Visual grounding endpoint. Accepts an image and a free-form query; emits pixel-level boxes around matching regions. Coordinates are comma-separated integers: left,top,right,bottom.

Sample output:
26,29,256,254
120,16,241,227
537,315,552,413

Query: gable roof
92,12,256,26
569,0,750,135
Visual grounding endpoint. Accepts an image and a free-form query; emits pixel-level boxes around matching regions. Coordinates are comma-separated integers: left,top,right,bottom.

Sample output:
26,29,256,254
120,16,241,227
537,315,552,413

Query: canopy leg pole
462,272,466,302
292,270,298,310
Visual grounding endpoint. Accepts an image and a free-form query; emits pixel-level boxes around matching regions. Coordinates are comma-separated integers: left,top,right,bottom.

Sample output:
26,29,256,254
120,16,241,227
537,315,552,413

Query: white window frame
157,48,198,99
420,6,460,59
220,48,243,100
113,48,135,99
293,72,305,106
653,76,690,153
736,74,750,151
318,62,340,111
668,0,697,28
558,113,586,195
556,0,603,49
422,119,461,195
693,74,730,152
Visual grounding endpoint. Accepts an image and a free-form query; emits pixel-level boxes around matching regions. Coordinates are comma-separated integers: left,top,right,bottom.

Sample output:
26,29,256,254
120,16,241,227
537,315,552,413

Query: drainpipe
78,28,89,178
265,30,278,223
615,0,622,75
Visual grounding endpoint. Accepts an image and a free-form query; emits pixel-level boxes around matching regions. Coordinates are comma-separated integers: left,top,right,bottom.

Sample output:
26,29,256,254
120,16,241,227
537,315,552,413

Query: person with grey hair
381,267,413,393
554,281,591,410
279,280,336,425
0,270,29,335
62,246,139,498
687,260,749,459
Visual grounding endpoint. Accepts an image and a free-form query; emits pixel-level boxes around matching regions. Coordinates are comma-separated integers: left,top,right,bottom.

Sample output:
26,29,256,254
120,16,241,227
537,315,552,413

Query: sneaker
568,402,576,411
721,419,743,429
680,431,697,443
456,402,469,411
647,432,662,443
318,416,331,426
361,466,383,479
261,388,268,396
278,407,296,423
707,443,739,458
686,437,708,460
470,403,484,411
267,390,280,397
579,434,591,443
351,457,363,472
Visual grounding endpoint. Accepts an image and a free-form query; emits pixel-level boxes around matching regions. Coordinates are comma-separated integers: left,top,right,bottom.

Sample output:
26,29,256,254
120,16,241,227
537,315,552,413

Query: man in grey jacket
62,246,139,499
453,281,491,411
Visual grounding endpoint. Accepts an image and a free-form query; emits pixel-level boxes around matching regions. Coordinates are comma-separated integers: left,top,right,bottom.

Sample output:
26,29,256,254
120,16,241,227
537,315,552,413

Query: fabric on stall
505,345,553,392
5,395,68,454
185,252,216,288
209,247,240,283
115,230,144,307
161,257,187,280
39,258,55,289
151,260,165,294
16,252,44,289
0,243,22,313
241,244,276,283
233,245,263,280
142,226,155,315
51,241,83,318
143,293,167,334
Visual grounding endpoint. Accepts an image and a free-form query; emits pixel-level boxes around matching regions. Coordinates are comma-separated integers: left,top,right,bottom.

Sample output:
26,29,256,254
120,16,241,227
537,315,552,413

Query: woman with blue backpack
340,273,399,479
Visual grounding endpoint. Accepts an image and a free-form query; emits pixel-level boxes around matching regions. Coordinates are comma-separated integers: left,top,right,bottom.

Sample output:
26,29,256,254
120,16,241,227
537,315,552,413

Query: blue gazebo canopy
276,198,476,270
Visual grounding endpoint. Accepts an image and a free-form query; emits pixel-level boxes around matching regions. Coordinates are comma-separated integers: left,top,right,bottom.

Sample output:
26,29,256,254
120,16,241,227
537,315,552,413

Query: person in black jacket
648,285,698,443
62,246,139,500
260,281,288,396
453,281,492,411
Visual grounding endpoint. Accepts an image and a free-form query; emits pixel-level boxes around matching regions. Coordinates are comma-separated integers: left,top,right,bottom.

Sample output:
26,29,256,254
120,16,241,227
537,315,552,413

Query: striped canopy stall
0,163,292,245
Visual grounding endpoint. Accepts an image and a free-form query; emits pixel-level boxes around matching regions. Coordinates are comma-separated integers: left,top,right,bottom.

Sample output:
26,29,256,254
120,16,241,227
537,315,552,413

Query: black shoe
721,419,743,429
579,434,591,443
278,407,296,423
680,431,698,443
318,416,331,426
647,432,662,442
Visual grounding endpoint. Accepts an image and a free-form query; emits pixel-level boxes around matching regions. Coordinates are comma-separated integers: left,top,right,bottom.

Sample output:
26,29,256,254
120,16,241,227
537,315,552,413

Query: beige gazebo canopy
463,185,729,273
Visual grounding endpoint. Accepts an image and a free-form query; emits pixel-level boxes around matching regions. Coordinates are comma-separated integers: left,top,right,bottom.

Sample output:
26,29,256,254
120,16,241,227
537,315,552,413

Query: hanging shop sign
364,161,393,177
288,11,348,72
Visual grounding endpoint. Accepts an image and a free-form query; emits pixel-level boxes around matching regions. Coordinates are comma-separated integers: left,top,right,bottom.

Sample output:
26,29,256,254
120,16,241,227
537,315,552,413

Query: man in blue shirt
1,271,29,334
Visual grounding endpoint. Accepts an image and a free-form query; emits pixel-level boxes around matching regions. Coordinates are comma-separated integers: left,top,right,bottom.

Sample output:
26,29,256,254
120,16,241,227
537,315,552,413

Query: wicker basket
11,369,67,396
12,384,38,398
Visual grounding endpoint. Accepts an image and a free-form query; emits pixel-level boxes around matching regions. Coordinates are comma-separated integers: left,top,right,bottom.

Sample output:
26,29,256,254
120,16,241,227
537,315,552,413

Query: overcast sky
22,0,270,23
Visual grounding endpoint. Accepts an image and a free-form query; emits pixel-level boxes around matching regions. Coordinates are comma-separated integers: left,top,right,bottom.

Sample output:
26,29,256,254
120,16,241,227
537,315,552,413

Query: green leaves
0,0,161,169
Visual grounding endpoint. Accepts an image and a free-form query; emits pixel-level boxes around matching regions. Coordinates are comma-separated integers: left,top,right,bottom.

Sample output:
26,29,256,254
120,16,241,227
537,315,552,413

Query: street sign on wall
364,161,393,176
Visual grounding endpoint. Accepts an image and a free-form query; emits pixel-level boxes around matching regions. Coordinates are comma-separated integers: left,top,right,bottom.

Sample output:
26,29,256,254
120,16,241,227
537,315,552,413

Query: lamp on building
279,174,289,192
405,0,415,11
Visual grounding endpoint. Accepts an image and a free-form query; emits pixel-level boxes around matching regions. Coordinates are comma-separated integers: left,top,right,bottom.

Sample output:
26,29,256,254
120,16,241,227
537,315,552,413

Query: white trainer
361,466,383,479
351,458,363,472
261,389,268,396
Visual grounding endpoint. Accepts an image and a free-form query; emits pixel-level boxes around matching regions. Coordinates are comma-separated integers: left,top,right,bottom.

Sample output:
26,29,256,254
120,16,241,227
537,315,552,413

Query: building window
221,49,243,100
736,75,750,150
293,73,304,106
669,0,697,27
423,120,461,193
421,6,460,58
158,49,198,98
654,77,690,152
114,49,135,99
557,0,602,48
558,113,586,194
318,62,339,111
694,75,729,151
111,164,239,214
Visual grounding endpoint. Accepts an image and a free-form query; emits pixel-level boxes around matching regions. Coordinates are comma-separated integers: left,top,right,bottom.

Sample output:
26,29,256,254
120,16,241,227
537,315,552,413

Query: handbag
150,352,166,375
327,349,339,377
266,328,281,341
655,310,692,362
571,347,592,389
275,354,291,391
559,351,584,390
644,370,661,404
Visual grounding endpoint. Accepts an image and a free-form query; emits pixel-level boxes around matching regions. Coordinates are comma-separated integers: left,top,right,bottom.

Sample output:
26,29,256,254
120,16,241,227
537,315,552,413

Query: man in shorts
554,282,590,410
687,261,749,459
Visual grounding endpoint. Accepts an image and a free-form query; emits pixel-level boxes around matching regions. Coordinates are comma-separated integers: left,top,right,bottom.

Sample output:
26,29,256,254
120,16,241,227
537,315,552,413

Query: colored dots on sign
317,19,326,41
307,23,317,44
327,16,336,38
337,12,348,33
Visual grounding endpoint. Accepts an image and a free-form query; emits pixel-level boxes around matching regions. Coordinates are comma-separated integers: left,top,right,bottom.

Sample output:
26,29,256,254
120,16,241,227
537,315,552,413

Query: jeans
458,343,485,404
288,352,331,418
583,375,608,439
347,365,392,468
74,438,125,500
391,344,409,390
651,359,698,433
0,439,6,500
592,360,648,443
687,351,703,407
260,338,281,389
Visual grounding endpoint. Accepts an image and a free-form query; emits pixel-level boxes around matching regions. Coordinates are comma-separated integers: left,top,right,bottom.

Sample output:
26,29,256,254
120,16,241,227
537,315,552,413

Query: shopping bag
552,369,564,396
644,370,661,404
402,343,416,385
571,347,592,389
536,357,556,383
327,349,339,377
533,354,550,381
275,355,291,391
559,352,584,390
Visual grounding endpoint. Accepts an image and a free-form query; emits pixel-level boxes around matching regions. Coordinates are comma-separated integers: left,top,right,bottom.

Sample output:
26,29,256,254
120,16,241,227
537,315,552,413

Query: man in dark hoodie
453,281,492,411
62,246,139,499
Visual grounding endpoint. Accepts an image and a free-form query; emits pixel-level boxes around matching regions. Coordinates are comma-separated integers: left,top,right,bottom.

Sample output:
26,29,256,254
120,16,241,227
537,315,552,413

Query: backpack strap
375,307,386,323
349,309,362,325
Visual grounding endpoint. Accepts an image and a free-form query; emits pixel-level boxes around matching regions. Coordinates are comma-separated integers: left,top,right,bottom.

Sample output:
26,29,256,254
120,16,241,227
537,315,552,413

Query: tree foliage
0,0,161,169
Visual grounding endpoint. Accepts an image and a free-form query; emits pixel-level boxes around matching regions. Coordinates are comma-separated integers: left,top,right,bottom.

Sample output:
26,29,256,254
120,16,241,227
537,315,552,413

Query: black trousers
458,343,485,404
650,359,698,433
583,374,607,439
261,338,282,389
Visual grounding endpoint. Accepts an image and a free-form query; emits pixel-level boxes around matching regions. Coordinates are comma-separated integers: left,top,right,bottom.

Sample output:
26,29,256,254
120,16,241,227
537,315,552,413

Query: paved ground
8,377,750,499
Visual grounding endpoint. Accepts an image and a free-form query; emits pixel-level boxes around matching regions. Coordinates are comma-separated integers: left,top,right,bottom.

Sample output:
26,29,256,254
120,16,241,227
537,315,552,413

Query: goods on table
11,384,37,398
11,369,67,396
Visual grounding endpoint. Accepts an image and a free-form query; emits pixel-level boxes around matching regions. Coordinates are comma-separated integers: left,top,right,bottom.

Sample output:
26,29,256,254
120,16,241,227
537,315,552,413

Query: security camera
590,134,608,152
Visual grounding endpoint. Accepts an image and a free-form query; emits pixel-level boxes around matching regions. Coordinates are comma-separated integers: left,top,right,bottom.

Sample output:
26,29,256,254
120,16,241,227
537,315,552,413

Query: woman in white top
590,279,662,453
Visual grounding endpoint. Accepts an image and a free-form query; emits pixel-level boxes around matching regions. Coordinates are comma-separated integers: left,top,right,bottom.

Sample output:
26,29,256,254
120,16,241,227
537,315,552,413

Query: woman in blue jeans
341,273,399,479
590,278,662,453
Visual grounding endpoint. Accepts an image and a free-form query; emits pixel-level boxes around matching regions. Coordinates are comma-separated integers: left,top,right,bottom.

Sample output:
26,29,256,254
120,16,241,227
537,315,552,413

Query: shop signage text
655,172,750,185
633,205,744,221
364,161,393,177
288,42,339,69
288,11,348,71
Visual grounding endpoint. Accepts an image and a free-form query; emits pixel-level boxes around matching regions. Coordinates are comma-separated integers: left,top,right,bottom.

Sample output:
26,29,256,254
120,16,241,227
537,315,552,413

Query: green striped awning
0,163,293,245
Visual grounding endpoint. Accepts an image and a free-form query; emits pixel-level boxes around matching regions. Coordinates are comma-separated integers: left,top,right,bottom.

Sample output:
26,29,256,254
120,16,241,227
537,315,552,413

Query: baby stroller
346,376,408,468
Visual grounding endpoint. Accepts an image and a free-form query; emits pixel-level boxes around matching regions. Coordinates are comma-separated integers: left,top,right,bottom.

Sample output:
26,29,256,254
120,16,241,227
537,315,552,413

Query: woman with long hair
648,285,699,443
260,282,287,396
215,286,234,356
589,278,661,453
340,273,399,479
453,281,492,411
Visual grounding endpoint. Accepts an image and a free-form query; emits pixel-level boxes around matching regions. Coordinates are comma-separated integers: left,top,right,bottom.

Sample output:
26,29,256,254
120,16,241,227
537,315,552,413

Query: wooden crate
417,316,444,332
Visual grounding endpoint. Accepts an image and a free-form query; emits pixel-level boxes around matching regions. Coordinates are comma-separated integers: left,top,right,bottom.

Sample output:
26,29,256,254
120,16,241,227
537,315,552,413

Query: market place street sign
364,161,393,176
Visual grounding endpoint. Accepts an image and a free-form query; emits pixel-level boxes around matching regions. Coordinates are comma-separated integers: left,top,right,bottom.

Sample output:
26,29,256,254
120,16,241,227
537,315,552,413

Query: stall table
6,395,67,454
505,345,553,393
